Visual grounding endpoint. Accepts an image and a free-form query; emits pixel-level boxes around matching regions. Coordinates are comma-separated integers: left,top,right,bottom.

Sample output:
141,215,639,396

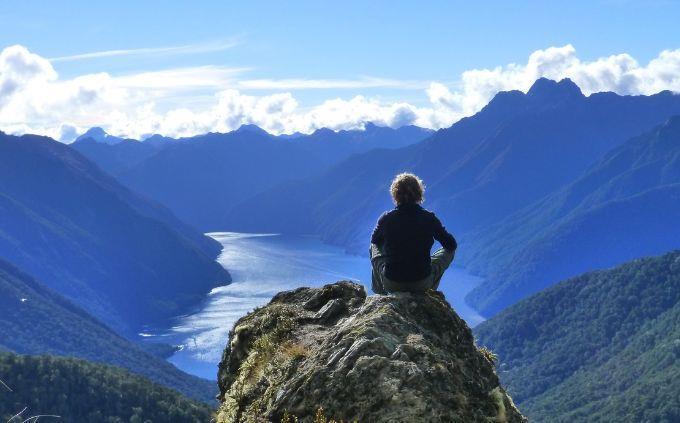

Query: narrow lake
153,232,485,380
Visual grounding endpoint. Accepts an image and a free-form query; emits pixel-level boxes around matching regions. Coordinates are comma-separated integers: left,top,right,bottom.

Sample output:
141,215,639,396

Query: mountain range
222,78,680,314
0,131,229,333
66,79,680,319
2,75,680,419
71,133,165,175
475,250,680,422
72,123,432,230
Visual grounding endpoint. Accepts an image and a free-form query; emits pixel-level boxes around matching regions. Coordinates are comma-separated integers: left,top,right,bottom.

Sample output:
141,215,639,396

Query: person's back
370,173,457,294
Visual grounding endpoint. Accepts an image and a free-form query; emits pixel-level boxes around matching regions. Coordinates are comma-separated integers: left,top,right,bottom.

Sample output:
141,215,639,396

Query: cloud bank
1,44,679,141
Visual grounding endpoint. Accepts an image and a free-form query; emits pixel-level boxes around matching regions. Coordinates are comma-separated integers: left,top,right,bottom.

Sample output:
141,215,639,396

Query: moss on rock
217,281,526,422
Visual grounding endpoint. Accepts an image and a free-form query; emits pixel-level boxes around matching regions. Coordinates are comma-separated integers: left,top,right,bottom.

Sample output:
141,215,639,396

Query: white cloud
112,66,250,100
0,45,56,105
49,39,239,62
452,44,680,104
1,44,680,141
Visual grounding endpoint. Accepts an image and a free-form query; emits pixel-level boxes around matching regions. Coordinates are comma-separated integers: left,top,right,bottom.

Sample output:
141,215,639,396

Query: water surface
156,232,484,380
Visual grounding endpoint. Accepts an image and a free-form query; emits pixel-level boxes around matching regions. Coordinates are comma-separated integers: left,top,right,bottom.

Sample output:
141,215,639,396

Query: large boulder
217,281,526,422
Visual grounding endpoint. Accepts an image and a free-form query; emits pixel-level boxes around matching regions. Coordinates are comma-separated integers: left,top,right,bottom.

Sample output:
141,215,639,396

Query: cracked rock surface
217,281,526,422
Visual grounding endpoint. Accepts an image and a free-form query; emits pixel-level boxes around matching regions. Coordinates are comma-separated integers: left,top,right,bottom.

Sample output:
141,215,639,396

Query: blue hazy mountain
73,124,432,182
74,126,129,145
0,132,230,333
474,250,680,422
72,135,165,175
71,128,182,176
292,123,434,158
0,257,216,401
234,123,272,136
462,116,680,314
100,123,433,230
226,79,680,259
143,133,181,146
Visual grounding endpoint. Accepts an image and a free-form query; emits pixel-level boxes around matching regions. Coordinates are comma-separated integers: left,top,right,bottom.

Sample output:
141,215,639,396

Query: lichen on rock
217,281,526,422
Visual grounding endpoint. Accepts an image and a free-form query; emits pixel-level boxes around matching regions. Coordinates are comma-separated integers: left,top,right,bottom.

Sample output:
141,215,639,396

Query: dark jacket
371,203,457,283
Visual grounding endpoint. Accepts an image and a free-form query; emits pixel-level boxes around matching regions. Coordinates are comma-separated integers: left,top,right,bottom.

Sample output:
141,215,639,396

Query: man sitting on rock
370,173,457,294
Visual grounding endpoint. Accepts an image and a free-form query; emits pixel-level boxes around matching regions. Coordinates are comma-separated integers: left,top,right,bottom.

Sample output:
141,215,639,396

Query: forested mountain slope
0,132,229,333
464,116,680,314
0,257,216,401
0,353,213,422
475,250,680,422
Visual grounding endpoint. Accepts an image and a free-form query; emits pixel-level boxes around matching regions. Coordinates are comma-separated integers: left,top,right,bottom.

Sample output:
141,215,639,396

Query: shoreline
148,232,485,380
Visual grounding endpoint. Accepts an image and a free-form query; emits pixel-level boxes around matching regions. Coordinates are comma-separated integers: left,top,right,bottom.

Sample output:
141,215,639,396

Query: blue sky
1,0,679,139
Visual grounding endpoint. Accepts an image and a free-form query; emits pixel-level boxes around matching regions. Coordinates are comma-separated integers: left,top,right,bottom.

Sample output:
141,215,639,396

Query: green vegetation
0,258,216,402
477,346,498,366
0,352,213,422
281,407,358,423
220,308,299,418
475,250,680,422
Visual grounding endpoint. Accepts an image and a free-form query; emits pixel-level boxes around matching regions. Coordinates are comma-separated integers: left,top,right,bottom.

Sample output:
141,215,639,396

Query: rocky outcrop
217,281,526,422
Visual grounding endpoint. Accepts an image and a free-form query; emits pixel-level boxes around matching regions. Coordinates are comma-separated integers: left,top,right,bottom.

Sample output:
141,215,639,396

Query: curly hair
390,173,425,205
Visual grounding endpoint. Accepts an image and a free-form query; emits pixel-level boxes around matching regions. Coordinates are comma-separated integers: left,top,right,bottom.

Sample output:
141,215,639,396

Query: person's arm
371,213,387,246
432,214,457,251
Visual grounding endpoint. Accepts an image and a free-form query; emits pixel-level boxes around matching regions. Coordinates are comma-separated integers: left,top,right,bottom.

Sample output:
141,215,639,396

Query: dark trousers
370,243,455,294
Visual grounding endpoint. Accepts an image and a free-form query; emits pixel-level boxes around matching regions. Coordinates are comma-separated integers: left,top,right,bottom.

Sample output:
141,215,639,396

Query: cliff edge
217,281,525,422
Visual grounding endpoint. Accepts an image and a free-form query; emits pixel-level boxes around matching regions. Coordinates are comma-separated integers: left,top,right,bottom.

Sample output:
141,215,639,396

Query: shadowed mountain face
228,79,680,248
0,258,216,401
0,132,230,333
463,116,680,314
72,124,432,230
226,79,680,308
475,250,680,422
71,136,164,175
119,130,331,230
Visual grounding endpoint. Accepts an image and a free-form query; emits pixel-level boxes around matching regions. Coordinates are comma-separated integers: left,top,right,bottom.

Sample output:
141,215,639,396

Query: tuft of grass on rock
281,341,308,360
479,346,498,366
282,407,357,423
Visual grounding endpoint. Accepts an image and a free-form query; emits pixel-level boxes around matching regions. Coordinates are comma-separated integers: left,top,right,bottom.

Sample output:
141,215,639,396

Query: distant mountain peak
142,134,178,146
527,77,583,100
363,122,381,131
235,124,270,136
84,126,107,137
75,127,124,145
311,127,335,136
277,131,305,140
482,89,527,113
142,134,165,142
